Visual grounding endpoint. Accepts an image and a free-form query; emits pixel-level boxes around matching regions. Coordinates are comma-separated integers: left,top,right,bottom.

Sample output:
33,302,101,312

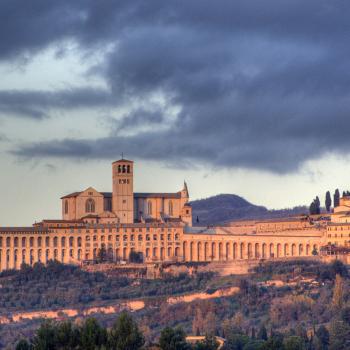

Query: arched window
148,201,152,216
85,198,95,213
122,165,126,173
127,165,130,173
118,165,121,173
169,201,173,216
64,200,69,214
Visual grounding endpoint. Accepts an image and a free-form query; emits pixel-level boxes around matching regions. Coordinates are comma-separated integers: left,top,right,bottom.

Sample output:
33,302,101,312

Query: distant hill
190,194,308,226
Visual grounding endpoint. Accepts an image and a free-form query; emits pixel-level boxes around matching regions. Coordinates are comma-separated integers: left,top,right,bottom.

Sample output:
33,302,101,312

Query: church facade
0,159,348,271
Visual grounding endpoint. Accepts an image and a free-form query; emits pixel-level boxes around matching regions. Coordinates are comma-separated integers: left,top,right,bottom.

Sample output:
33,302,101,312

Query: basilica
0,159,348,271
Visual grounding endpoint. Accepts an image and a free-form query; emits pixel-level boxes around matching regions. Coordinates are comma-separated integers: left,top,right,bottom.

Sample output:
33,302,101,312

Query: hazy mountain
190,194,308,226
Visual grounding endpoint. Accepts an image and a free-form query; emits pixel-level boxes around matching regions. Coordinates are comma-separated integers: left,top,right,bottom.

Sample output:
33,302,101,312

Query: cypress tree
334,189,340,208
326,191,332,212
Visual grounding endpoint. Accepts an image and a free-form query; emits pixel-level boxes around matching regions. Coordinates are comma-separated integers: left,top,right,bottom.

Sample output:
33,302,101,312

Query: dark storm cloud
7,1,350,172
0,88,114,119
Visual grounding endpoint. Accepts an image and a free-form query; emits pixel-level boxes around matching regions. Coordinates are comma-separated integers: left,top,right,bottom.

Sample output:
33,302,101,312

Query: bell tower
112,159,134,223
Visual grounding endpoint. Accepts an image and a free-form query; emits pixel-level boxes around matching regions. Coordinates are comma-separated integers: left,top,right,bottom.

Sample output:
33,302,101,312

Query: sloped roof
112,159,134,163
134,192,181,199
62,191,181,199
61,191,82,199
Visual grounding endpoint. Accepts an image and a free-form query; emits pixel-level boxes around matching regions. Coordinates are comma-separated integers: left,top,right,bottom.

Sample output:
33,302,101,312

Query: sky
2,1,350,225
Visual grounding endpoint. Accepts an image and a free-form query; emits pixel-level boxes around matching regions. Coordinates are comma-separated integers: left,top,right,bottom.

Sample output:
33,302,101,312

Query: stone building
0,158,346,271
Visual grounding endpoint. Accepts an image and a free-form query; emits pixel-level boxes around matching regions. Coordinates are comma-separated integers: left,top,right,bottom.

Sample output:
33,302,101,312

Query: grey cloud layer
5,1,350,172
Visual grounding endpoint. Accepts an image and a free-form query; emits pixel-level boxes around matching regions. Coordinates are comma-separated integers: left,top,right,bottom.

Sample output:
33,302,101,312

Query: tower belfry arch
112,159,134,223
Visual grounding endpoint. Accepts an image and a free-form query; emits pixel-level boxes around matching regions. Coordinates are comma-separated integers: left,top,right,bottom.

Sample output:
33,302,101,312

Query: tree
325,191,332,212
97,246,107,263
283,336,305,350
315,196,321,214
108,311,144,350
193,334,219,350
261,333,284,350
257,325,268,341
329,319,350,350
80,318,107,350
15,339,31,350
332,274,344,309
222,334,250,350
159,327,190,350
55,320,80,349
129,251,143,263
314,325,329,350
309,198,320,215
309,201,317,215
31,321,57,350
334,189,340,208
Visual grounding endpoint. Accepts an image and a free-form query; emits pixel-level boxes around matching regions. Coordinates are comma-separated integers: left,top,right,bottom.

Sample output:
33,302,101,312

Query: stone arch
183,241,188,261
262,243,267,258
174,247,180,257
30,249,34,265
284,243,289,256
204,242,209,261
167,246,172,258
226,242,230,260
255,243,260,259
233,242,238,259
14,249,18,269
247,243,253,259
6,249,10,269
240,242,245,259
306,244,310,255
152,247,157,259
291,244,296,256
277,243,282,258
219,242,223,261
198,242,202,261
269,243,274,258
211,242,216,261
22,249,26,264
115,248,120,260
299,244,303,256
190,241,194,261
123,247,127,260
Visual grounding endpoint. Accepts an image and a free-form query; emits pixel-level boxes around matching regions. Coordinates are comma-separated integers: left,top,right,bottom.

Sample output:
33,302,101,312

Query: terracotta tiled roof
112,159,134,163
134,192,181,199
62,191,181,199
60,191,82,199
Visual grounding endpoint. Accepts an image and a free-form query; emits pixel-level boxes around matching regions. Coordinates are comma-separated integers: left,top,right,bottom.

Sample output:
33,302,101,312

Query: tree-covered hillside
190,194,308,225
